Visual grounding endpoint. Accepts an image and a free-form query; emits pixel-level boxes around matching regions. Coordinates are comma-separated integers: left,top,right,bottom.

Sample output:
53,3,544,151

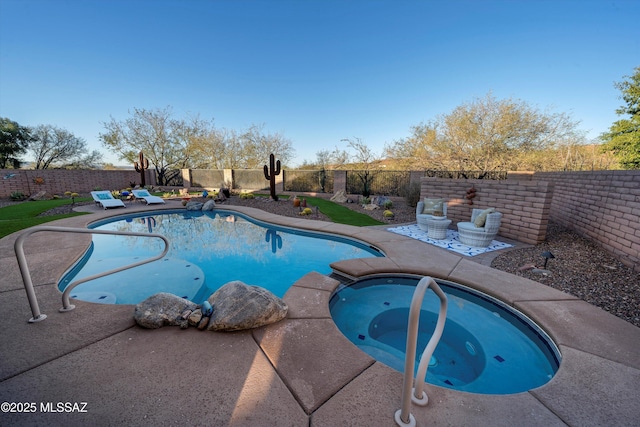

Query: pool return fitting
14,225,170,323
394,276,448,427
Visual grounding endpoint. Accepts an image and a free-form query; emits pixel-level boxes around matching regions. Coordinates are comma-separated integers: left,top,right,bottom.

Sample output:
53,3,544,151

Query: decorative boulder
330,190,348,203
134,293,197,329
186,201,204,211
206,281,288,331
29,190,49,201
202,199,216,211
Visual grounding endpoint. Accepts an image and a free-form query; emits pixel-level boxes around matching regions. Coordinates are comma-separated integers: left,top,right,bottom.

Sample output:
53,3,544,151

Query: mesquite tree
100,107,214,185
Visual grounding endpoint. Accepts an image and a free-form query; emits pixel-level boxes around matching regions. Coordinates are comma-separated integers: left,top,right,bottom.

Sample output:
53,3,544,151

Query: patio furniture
416,198,447,231
90,191,126,209
426,217,452,239
132,189,165,205
457,208,502,247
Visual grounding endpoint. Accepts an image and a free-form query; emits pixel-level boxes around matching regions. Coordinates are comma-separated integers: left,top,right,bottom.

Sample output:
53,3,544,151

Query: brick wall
420,177,554,245
535,170,640,270
0,169,155,198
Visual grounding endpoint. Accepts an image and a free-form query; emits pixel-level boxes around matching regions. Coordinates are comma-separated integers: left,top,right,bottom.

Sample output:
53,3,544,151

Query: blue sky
1,0,639,167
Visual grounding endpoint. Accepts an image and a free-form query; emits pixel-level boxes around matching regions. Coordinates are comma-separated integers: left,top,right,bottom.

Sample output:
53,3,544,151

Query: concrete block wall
420,177,554,245
0,169,154,198
535,170,640,270
333,170,347,195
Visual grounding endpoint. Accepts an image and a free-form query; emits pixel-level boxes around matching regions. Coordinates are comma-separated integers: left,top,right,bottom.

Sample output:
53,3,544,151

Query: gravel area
491,222,640,328
3,195,638,328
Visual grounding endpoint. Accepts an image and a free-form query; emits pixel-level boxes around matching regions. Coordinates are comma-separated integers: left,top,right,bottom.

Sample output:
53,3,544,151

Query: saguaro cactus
134,151,149,187
263,153,281,201
265,228,282,254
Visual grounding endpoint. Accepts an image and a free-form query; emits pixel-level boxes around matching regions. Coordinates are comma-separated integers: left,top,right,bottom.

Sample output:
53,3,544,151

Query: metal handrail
394,276,448,427
14,225,170,323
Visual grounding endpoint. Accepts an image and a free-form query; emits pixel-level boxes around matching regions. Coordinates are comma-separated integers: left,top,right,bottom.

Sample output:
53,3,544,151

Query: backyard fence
346,170,411,196
189,169,225,188
160,170,184,187
283,170,334,193
1,167,637,270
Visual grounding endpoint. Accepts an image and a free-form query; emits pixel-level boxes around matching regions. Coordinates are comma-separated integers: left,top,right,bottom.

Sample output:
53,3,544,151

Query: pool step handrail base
394,410,416,427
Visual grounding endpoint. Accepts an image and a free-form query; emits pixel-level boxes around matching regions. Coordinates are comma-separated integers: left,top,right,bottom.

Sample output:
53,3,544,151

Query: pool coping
0,202,638,426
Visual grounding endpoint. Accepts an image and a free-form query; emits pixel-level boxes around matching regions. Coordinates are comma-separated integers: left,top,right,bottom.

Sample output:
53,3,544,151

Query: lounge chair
90,191,126,210
132,189,165,205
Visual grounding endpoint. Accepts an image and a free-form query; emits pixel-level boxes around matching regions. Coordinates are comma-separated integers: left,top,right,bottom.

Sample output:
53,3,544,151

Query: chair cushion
474,208,496,227
457,221,476,231
422,198,444,215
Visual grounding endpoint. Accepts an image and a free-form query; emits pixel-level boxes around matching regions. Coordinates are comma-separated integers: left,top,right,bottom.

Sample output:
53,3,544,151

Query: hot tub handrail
14,225,170,323
394,276,448,427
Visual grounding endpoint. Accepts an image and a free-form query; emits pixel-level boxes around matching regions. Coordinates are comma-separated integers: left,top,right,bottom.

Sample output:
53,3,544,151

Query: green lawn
251,193,384,226
301,196,384,226
0,199,90,239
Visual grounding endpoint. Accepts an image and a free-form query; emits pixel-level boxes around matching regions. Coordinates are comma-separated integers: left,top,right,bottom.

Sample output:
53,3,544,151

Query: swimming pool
330,275,561,395
58,210,382,304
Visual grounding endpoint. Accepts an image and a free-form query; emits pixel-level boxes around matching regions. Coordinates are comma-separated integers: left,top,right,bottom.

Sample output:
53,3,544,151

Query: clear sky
1,0,639,167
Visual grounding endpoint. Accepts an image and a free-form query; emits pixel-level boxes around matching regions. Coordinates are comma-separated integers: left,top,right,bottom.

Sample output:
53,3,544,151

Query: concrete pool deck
0,202,638,426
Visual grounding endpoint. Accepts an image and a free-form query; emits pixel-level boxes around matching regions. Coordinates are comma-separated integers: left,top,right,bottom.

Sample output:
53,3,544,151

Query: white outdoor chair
416,198,447,231
457,208,502,247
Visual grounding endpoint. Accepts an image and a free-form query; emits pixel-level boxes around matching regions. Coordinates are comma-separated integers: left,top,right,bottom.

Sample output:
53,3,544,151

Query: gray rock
188,308,203,326
206,281,288,331
202,199,216,211
29,190,48,201
186,201,204,211
330,190,348,203
134,293,197,329
197,316,210,330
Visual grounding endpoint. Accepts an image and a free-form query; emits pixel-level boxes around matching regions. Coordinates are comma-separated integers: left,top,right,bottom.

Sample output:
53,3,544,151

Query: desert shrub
401,181,421,208
10,191,25,201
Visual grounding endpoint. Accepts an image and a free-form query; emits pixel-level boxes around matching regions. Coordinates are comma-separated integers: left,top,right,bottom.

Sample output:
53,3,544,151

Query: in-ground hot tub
330,275,561,394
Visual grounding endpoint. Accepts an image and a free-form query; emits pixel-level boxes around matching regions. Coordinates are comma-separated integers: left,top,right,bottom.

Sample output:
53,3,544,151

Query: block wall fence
417,176,554,246
0,169,155,198
417,171,640,271
1,168,638,269
535,171,640,271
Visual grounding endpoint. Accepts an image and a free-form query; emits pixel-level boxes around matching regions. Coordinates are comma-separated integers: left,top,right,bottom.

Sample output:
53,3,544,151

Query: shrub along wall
0,169,154,198
419,177,554,245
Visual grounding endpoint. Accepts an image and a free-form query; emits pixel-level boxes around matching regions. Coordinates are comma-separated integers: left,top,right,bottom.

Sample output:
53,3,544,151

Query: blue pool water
59,210,382,304
330,275,561,395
